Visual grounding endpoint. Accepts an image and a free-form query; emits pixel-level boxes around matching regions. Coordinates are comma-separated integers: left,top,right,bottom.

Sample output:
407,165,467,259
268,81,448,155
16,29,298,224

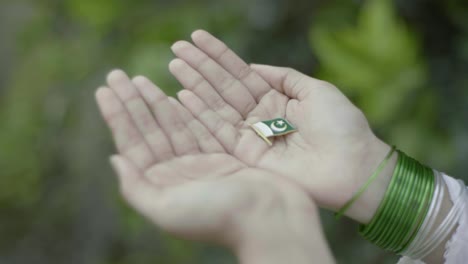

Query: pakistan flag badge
250,118,297,146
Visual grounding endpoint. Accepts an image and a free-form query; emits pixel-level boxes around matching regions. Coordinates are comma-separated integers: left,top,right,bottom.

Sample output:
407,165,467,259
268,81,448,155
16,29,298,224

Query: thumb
109,155,158,215
250,64,327,100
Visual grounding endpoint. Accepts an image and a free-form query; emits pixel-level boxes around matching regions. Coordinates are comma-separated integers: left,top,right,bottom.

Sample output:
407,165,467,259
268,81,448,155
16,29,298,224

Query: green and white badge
250,118,296,145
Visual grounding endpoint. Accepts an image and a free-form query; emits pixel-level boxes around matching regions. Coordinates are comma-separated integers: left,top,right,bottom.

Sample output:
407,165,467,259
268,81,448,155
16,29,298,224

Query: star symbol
276,120,285,126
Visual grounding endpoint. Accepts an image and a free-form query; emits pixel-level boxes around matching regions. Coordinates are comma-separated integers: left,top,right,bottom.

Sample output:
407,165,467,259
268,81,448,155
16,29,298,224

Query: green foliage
309,0,454,168
310,0,426,126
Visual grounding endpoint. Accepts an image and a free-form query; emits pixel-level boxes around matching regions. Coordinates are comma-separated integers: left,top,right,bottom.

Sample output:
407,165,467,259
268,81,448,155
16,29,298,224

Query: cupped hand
169,30,393,219
95,70,325,250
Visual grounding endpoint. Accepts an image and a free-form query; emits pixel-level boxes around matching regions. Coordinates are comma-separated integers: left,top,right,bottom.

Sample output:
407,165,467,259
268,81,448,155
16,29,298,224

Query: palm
170,30,388,210
218,86,372,209
110,149,307,244
95,69,294,243
249,89,372,208
126,152,254,241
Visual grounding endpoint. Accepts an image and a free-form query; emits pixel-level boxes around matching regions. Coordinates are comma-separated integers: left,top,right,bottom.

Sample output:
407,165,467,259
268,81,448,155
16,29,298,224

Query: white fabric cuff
397,173,468,264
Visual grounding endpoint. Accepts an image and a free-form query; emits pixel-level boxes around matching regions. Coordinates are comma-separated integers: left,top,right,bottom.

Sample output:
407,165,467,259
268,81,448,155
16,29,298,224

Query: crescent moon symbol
270,122,287,132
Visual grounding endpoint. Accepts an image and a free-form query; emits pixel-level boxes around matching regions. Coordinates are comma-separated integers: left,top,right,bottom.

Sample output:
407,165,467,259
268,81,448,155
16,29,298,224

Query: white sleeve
397,174,468,264
441,174,468,263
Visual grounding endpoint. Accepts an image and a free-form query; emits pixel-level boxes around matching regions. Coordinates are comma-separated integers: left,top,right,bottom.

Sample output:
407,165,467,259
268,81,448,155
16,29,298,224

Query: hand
169,30,396,223
95,71,334,264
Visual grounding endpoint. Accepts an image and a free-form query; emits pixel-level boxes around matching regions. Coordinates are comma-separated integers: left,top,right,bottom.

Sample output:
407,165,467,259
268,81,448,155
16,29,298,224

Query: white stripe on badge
252,122,274,137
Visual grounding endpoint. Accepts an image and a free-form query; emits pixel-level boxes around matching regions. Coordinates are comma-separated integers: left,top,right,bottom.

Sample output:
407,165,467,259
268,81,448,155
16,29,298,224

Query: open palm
170,30,392,211
95,70,315,244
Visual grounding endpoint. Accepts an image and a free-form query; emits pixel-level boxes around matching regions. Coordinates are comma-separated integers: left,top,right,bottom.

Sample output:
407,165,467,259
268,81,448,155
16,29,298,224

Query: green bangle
359,150,435,253
362,152,405,241
399,165,434,252
381,158,420,250
373,155,412,246
335,146,396,220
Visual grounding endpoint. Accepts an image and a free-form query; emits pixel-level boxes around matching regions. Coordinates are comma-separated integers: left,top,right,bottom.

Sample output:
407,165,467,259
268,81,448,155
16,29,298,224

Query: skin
96,71,335,263
96,29,455,263
169,30,394,223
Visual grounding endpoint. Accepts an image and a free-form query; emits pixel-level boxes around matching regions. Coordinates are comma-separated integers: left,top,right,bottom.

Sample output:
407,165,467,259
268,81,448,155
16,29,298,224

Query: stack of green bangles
359,150,435,254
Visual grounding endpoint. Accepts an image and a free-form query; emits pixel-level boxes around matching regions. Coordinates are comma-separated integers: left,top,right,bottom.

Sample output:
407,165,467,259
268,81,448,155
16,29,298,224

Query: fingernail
168,96,176,101
176,90,185,97
171,41,185,51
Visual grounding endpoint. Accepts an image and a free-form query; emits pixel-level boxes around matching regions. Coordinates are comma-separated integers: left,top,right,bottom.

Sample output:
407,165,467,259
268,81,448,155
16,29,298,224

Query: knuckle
212,118,226,135
218,76,237,95
236,65,253,80
243,99,256,115
190,76,206,91
196,55,211,71
215,45,229,60
191,122,213,142
172,119,187,131
211,95,227,111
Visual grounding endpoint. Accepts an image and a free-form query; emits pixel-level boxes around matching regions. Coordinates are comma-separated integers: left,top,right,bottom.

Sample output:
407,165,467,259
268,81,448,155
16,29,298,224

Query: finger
106,70,174,162
96,87,155,170
171,40,256,118
168,58,243,126
132,76,200,156
168,97,225,153
110,155,160,219
244,89,290,125
190,29,272,102
177,90,239,154
250,64,328,101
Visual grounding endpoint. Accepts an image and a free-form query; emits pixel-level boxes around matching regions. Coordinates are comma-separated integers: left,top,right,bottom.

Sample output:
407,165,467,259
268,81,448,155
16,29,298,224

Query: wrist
344,144,460,261
345,136,398,224
231,189,335,264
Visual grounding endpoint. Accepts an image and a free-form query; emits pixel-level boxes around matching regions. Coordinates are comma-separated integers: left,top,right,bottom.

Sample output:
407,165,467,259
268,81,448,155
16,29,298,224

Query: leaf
309,0,427,125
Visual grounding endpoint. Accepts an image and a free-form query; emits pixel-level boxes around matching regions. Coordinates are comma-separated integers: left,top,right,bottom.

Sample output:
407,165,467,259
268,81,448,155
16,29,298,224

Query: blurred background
1,0,468,263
